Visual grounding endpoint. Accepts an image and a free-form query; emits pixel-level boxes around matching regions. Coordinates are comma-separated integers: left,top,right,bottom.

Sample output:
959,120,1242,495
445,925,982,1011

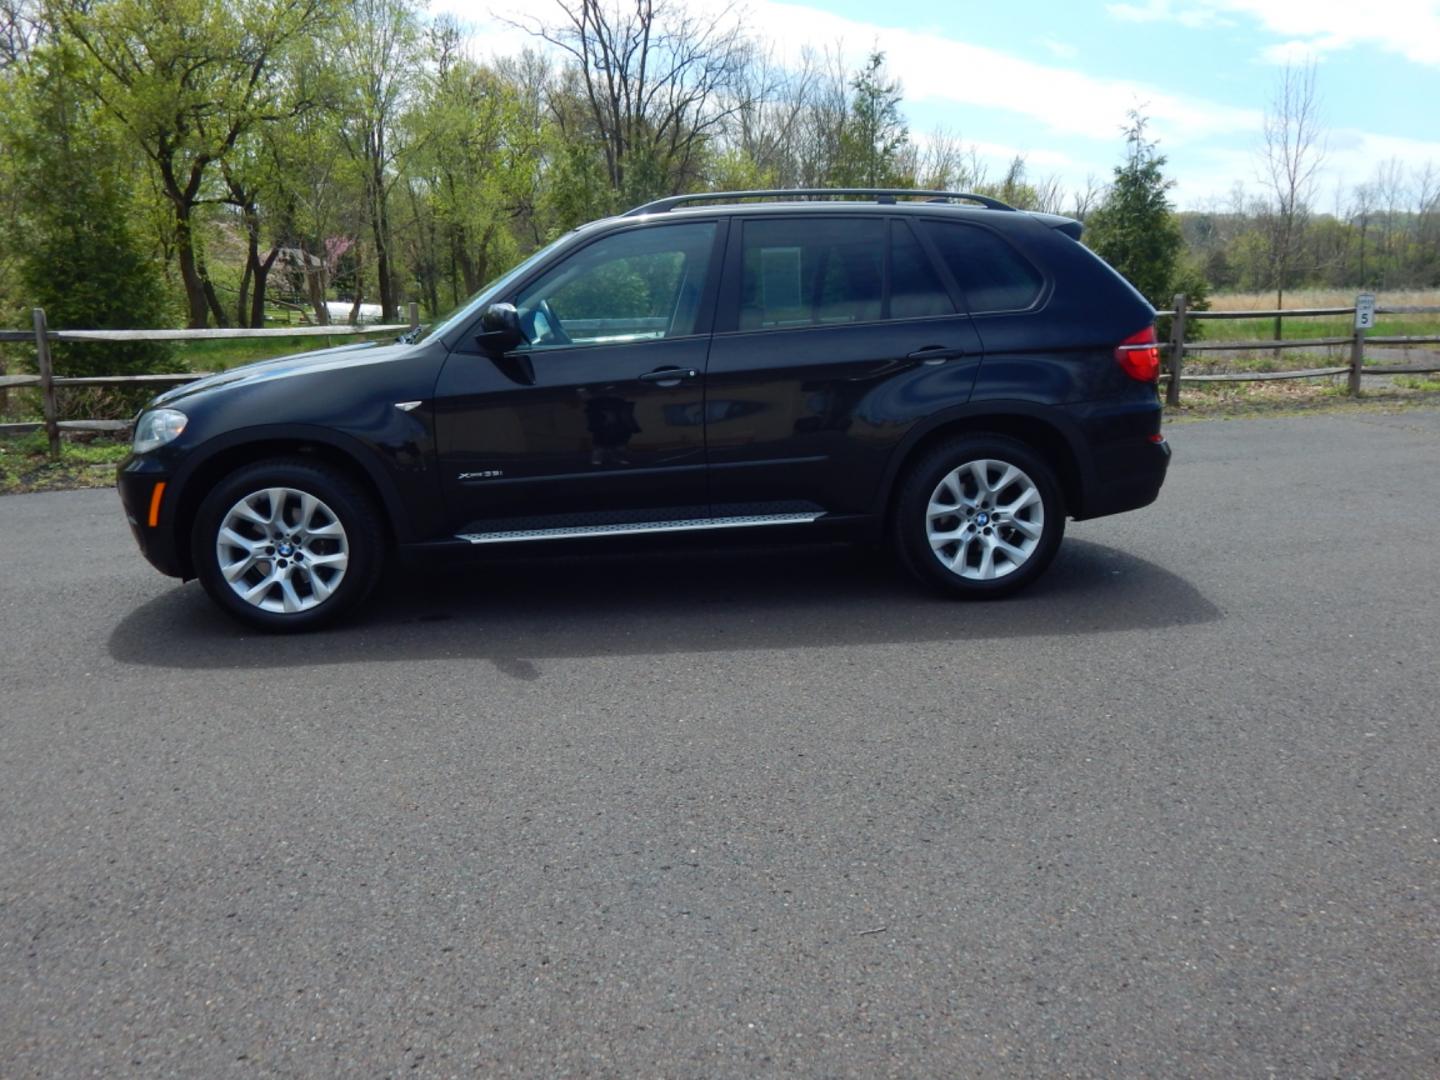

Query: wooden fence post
1348,294,1368,397
1166,293,1187,408
33,307,60,460
408,301,420,331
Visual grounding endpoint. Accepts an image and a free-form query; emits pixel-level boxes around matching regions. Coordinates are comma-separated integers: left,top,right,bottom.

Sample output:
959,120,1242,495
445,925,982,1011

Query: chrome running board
456,512,821,546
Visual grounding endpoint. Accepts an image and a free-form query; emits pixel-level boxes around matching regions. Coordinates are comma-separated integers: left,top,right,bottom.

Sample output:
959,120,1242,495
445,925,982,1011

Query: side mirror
475,302,524,356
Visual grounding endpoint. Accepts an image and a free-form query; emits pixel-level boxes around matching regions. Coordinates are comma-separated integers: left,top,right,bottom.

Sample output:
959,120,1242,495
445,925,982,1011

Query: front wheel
191,458,386,631
893,435,1065,598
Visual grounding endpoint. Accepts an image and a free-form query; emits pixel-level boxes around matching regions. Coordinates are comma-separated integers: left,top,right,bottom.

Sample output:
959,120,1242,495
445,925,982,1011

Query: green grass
1194,312,1440,342
0,431,130,495
1393,375,1440,392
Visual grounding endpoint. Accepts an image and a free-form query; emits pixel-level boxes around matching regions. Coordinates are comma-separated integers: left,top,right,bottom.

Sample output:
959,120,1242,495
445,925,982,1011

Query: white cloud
437,0,1263,145
428,0,1440,209
1259,39,1325,65
969,143,1075,169
1108,0,1440,66
758,1,1262,143
1168,128,1440,206
1041,38,1079,59
1325,129,1440,190
1106,0,1231,27
1106,0,1167,21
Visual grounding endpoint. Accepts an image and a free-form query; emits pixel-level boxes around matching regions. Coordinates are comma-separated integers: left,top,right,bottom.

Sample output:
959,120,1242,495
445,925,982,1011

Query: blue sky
437,0,1440,210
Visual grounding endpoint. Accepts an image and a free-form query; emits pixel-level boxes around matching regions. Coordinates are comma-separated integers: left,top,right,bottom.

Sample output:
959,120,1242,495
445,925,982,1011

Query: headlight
132,408,188,454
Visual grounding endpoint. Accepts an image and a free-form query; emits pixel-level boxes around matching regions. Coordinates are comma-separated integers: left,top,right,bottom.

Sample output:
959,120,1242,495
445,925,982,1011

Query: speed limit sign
1355,293,1376,330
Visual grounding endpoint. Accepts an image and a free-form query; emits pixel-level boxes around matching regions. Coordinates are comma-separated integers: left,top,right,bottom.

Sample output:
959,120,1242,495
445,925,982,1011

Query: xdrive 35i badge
458,470,505,481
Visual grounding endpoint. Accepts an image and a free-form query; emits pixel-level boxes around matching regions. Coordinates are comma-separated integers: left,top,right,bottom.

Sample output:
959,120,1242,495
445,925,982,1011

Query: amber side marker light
147,482,167,527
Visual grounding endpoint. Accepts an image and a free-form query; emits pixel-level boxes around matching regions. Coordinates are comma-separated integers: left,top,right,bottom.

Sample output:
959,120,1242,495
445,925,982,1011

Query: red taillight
1115,326,1161,382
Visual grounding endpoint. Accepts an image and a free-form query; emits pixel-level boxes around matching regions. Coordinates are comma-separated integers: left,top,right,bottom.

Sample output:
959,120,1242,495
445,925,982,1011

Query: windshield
418,233,574,343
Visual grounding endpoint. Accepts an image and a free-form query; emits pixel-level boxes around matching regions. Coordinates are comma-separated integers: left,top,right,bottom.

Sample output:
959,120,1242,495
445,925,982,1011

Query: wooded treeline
1,0,1437,341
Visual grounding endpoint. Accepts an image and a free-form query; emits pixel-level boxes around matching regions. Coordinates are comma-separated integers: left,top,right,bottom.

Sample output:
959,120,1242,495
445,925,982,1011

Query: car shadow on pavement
108,537,1220,676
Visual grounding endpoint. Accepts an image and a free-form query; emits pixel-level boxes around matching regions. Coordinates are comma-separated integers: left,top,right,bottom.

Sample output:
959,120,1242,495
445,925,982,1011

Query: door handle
906,346,966,365
638,367,698,385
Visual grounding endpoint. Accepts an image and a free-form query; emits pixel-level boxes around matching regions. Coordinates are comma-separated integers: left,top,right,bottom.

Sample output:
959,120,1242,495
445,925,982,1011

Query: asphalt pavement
2,409,1438,1077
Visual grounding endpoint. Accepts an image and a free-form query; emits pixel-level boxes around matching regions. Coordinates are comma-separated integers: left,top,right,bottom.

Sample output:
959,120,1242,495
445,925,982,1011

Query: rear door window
739,218,884,330
920,221,1044,313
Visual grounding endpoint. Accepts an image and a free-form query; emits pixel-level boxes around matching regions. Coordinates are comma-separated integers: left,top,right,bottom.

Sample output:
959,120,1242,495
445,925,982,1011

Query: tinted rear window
740,218,883,330
921,221,1043,313
890,220,955,319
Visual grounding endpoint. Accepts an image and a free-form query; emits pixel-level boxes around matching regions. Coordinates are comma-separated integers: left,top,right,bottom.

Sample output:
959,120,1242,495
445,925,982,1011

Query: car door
703,215,983,516
434,220,723,532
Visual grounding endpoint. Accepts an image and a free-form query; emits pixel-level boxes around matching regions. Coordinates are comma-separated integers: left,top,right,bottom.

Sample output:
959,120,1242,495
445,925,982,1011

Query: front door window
514,223,717,349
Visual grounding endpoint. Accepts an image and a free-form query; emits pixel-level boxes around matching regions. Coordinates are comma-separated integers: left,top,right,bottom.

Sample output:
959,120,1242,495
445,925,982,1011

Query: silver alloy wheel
215,487,350,614
925,458,1044,581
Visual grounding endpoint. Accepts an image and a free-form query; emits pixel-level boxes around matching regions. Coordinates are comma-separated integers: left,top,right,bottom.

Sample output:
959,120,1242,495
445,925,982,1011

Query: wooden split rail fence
1157,293,1440,408
2,295,1438,461
0,304,419,459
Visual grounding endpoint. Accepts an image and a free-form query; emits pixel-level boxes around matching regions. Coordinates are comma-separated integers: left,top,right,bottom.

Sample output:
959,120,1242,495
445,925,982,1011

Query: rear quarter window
921,221,1044,313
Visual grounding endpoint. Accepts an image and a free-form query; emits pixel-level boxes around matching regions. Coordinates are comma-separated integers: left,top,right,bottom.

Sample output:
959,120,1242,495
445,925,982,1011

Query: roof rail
622,188,1017,217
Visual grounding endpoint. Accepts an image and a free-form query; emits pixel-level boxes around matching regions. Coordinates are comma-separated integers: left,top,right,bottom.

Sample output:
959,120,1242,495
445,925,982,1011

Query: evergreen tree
833,51,909,187
6,33,178,415
1086,112,1187,307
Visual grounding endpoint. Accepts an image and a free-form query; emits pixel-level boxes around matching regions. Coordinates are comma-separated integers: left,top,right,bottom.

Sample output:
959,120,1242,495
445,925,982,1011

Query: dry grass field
1206,287,1440,312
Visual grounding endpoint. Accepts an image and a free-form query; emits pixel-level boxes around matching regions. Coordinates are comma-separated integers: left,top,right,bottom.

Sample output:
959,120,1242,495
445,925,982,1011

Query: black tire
892,434,1065,599
191,457,386,632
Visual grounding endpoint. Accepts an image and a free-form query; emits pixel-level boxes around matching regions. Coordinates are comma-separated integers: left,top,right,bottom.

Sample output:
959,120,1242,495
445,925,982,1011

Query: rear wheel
894,435,1065,598
191,458,385,631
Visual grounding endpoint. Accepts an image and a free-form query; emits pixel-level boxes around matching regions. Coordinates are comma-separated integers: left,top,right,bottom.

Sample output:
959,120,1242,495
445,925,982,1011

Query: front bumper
117,456,186,578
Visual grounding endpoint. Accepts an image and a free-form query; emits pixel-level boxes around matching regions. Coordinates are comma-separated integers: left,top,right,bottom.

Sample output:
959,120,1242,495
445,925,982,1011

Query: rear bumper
1069,396,1171,520
1076,435,1170,519
117,457,186,578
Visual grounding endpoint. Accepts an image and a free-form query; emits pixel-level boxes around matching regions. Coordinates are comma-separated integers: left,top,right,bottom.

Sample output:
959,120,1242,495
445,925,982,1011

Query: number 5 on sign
1355,293,1376,330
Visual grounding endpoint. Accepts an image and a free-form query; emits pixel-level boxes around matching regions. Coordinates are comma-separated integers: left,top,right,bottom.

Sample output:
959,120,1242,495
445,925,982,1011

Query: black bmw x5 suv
118,188,1170,630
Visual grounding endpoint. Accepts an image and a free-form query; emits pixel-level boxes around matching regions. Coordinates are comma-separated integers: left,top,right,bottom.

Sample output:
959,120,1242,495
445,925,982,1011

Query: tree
832,50,908,187
1259,61,1325,335
62,0,326,326
407,35,543,308
515,0,754,207
4,28,178,413
898,127,989,193
1086,111,1202,328
334,0,423,321
716,44,820,189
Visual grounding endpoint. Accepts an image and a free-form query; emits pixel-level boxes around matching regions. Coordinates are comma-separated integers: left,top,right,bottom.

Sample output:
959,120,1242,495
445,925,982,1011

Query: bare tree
1348,179,1376,285
899,126,989,192
1069,173,1104,222
1030,173,1066,214
0,0,41,69
513,0,754,203
788,45,850,187
1370,157,1408,287
719,44,820,187
1258,61,1325,336
1415,162,1440,284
